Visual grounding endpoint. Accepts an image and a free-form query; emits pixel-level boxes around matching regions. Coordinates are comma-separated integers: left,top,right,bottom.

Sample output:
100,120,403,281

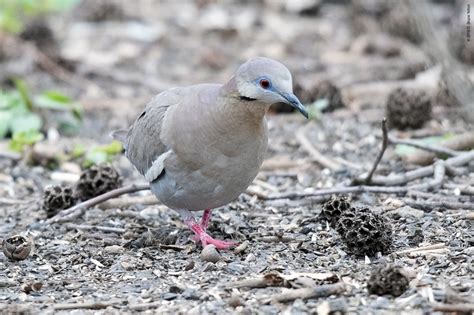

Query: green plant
0,0,78,33
0,79,81,152
72,141,123,168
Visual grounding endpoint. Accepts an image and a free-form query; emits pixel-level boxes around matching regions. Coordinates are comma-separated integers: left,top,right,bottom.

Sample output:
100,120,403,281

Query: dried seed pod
22,282,43,294
201,244,220,263
42,185,76,218
336,207,392,257
386,88,432,130
367,264,409,297
320,196,352,228
294,80,346,113
76,0,125,22
75,164,122,200
2,235,32,261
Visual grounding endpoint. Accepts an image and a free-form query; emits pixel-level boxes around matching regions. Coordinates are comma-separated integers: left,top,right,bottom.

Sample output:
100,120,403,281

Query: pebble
228,294,244,308
387,206,425,219
104,245,123,254
201,245,221,263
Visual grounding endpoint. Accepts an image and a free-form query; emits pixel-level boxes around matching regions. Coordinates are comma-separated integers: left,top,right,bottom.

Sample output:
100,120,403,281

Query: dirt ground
1,0,473,314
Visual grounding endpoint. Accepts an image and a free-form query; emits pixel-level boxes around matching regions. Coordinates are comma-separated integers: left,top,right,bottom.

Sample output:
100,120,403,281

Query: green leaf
71,144,86,159
9,130,44,152
10,112,42,134
0,90,25,110
12,78,33,111
395,136,450,157
35,92,72,109
306,99,327,120
84,150,108,168
100,140,123,155
0,111,12,138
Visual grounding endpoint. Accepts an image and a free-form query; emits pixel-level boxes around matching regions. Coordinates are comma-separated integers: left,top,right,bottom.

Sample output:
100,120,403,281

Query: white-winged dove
112,57,308,249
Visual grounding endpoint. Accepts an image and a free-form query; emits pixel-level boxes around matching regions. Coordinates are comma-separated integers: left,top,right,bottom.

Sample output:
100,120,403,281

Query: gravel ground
1,0,473,314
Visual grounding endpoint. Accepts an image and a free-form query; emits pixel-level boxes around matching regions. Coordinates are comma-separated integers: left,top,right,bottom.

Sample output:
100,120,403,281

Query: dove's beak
281,92,308,119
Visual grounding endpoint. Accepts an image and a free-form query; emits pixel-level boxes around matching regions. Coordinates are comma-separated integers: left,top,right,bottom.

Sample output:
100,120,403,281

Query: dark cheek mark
240,96,257,101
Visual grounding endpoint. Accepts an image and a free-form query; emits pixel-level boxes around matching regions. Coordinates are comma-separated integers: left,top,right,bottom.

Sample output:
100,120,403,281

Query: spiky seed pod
320,196,352,228
75,164,122,200
336,207,393,257
42,185,76,218
367,264,410,297
386,88,432,130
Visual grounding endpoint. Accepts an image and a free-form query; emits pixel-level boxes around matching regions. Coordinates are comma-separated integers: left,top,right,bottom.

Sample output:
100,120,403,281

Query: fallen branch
404,199,474,211
266,161,445,200
363,118,388,184
393,132,474,165
367,150,474,186
230,273,286,289
53,302,113,310
65,224,126,234
395,243,446,255
98,195,159,209
443,183,474,195
296,124,343,172
271,282,346,303
431,303,474,313
47,183,150,224
0,151,21,161
389,135,461,157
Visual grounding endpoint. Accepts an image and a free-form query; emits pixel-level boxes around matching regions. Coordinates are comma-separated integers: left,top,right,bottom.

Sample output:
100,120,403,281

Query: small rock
201,245,220,263
162,292,177,301
228,294,244,308
244,253,256,263
182,288,200,300
387,206,424,219
184,260,195,271
234,240,249,254
104,245,123,254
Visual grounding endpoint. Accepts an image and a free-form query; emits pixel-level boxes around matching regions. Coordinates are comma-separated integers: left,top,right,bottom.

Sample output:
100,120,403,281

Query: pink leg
200,209,212,230
179,209,236,250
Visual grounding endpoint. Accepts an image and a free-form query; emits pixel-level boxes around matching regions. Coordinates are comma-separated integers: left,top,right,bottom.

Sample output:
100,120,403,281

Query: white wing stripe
144,150,172,182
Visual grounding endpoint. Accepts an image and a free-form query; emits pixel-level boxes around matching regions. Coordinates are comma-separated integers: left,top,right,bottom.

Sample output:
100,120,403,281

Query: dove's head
233,57,308,118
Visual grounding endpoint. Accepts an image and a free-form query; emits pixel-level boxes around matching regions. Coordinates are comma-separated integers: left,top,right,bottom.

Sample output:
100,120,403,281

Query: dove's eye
259,79,271,89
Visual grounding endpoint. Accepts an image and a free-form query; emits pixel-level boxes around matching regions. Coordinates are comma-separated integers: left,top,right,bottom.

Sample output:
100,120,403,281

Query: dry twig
367,150,474,186
296,124,343,172
47,183,150,223
395,243,446,255
53,302,113,310
354,118,388,185
389,135,461,157
404,199,474,211
271,282,346,303
65,224,126,234
431,303,474,313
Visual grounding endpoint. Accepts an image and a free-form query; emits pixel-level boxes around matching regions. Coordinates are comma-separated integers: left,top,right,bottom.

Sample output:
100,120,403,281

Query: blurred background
0,0,472,165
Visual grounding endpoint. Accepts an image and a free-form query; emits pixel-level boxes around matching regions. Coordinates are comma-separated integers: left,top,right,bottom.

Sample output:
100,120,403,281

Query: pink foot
199,232,237,250
185,210,237,250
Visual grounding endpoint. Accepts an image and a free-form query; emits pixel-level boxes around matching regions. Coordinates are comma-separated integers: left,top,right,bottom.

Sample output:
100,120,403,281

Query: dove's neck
220,76,269,123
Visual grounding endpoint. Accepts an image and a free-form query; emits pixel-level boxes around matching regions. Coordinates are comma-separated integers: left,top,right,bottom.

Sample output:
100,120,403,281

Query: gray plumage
113,57,307,213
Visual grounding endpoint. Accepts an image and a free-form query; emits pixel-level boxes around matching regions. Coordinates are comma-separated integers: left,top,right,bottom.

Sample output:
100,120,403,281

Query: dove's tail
110,129,128,142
